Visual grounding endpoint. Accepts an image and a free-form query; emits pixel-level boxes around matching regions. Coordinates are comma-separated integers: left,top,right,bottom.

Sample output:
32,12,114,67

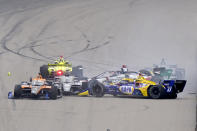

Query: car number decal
166,86,172,92
120,86,134,94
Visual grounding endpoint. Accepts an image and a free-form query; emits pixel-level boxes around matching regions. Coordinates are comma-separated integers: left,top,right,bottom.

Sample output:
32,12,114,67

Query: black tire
58,89,63,98
168,86,177,99
40,65,49,78
91,81,105,97
113,93,117,97
14,85,22,98
169,93,177,99
88,79,96,95
49,86,58,99
148,85,164,99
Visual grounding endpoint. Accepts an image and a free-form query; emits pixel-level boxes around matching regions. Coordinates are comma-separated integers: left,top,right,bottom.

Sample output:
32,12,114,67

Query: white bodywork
54,76,83,93
31,80,45,95
94,71,151,85
31,86,41,94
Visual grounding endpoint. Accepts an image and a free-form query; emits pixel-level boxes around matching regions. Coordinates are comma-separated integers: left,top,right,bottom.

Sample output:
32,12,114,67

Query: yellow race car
40,56,72,78
85,74,186,99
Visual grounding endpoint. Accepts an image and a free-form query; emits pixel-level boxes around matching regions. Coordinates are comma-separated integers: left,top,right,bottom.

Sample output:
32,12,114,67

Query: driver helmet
57,56,65,63
122,65,127,68
121,65,128,73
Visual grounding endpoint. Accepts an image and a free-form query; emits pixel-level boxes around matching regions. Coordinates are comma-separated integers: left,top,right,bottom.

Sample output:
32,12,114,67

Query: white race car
53,75,88,95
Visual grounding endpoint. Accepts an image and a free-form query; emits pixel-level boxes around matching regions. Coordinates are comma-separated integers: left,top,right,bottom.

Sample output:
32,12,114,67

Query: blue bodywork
103,82,144,96
90,79,186,97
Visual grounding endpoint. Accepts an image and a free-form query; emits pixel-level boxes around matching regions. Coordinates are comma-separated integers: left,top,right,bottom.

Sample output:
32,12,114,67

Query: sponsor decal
120,86,133,94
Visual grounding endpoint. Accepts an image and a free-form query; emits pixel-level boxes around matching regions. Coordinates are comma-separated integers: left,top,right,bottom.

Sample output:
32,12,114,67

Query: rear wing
48,63,72,66
175,80,186,93
163,80,186,93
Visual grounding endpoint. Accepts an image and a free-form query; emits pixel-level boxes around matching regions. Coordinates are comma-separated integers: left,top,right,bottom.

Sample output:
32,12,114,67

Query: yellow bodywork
48,59,72,74
78,90,89,96
120,76,157,96
77,75,161,97
133,76,156,96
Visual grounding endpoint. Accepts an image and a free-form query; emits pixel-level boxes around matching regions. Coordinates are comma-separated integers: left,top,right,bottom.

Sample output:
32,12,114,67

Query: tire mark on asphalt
0,4,59,61
65,40,110,59
17,4,109,61
17,37,74,62
141,105,149,111
29,21,57,61
0,18,47,61
65,27,112,59
11,99,16,111
18,35,69,51
30,41,56,61
0,51,6,55
17,40,42,54
71,58,120,68
75,26,91,43
86,41,110,50
129,0,139,8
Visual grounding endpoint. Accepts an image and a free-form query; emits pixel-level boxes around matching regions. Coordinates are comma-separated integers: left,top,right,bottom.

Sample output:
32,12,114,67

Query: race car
52,75,88,95
86,74,186,99
91,70,152,85
40,56,83,79
40,56,72,78
8,74,62,99
139,58,186,83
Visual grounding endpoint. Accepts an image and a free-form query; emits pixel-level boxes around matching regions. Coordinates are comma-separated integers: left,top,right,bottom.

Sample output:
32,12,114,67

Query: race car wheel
148,85,164,99
57,88,63,98
169,93,177,99
40,65,49,78
49,86,58,99
168,86,177,99
92,82,104,97
14,85,22,98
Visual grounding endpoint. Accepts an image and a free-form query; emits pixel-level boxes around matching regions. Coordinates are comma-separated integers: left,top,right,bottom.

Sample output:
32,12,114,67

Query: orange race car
8,74,62,99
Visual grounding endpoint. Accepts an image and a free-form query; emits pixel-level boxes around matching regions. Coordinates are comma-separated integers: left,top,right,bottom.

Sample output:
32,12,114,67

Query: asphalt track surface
0,0,196,131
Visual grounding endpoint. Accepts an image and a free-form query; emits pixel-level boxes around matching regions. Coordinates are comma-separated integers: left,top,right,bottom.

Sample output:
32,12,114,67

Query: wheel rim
153,88,159,95
93,85,102,96
150,87,161,98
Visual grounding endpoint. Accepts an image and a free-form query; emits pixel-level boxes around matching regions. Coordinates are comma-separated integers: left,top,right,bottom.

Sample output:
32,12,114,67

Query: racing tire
57,88,63,98
168,93,177,99
49,86,58,99
148,85,164,99
40,65,49,78
113,94,117,97
168,86,177,99
91,81,105,97
14,85,22,98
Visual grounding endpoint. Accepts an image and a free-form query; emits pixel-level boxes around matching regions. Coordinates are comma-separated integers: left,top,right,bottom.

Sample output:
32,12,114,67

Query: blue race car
87,75,186,99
